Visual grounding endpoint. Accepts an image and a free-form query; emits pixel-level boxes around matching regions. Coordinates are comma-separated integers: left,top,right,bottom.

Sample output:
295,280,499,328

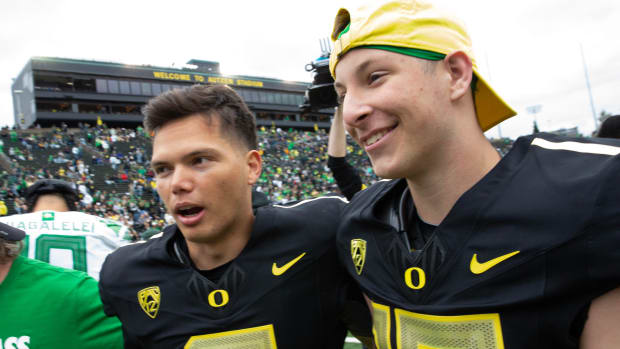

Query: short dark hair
597,115,620,139
142,84,258,150
25,179,79,212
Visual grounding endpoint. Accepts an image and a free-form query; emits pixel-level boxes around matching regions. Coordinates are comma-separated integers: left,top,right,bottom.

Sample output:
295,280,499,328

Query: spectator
140,220,160,240
0,222,123,347
0,179,131,280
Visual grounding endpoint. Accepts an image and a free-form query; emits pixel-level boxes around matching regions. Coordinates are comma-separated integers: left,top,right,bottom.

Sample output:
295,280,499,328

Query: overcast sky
1,0,618,139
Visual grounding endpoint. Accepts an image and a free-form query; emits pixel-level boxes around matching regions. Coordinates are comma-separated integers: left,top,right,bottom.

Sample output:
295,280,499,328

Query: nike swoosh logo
272,252,306,276
470,251,520,274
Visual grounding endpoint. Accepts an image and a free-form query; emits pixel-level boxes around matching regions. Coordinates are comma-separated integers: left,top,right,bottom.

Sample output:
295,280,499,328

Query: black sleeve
122,330,144,349
339,283,374,339
586,155,620,289
98,260,117,318
99,254,144,348
327,155,363,200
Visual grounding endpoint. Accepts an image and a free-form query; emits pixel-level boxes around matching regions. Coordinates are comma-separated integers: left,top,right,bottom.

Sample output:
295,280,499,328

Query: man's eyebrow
151,148,218,168
149,159,167,169
184,149,218,158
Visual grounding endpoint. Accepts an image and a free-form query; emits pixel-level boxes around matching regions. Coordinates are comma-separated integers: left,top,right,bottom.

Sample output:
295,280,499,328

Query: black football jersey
337,133,620,349
99,196,354,349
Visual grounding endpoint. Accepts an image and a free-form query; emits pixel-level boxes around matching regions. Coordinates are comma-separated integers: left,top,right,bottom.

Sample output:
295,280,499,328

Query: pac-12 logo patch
351,239,367,275
138,286,161,319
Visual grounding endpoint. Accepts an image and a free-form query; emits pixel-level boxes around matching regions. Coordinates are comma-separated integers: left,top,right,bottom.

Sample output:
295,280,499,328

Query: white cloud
1,0,618,140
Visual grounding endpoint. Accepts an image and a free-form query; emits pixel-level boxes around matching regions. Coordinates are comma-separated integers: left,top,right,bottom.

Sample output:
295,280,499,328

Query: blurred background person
0,179,131,280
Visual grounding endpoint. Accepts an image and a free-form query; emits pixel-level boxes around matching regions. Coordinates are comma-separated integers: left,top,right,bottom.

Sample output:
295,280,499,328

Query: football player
0,179,131,280
329,1,620,348
98,84,373,348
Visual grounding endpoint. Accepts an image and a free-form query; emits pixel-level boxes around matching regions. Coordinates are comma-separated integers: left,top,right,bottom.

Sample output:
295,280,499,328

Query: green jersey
0,256,123,349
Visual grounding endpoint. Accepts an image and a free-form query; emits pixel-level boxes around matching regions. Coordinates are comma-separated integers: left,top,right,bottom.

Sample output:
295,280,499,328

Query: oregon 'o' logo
404,267,426,290
208,289,230,308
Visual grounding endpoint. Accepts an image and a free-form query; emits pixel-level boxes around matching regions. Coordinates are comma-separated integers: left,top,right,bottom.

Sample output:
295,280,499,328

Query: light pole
580,43,598,130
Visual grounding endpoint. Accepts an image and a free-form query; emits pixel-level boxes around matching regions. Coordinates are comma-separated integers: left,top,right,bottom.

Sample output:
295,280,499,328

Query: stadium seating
0,124,381,240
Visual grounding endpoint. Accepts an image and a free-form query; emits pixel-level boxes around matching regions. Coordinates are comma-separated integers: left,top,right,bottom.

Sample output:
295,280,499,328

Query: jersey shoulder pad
345,179,399,212
273,194,348,209
519,133,620,181
267,195,346,242
100,232,170,284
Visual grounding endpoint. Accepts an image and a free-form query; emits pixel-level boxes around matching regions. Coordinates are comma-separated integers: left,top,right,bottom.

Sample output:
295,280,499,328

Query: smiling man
98,84,372,348
330,1,620,348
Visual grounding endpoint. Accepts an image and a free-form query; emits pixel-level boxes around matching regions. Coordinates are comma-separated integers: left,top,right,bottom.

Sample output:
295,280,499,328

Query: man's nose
342,91,372,129
170,166,194,195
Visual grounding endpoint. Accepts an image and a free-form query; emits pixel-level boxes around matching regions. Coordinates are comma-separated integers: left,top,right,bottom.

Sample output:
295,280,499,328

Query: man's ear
443,51,474,101
246,150,262,185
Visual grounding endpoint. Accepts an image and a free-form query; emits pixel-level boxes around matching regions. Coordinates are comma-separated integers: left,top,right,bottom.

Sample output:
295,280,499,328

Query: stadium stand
0,122,516,242
0,123,380,240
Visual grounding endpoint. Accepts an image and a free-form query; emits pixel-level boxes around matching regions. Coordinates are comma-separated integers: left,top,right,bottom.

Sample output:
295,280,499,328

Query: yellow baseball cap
329,0,516,131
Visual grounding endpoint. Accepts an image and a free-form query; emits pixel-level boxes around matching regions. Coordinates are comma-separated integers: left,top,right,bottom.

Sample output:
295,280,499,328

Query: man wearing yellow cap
330,1,620,348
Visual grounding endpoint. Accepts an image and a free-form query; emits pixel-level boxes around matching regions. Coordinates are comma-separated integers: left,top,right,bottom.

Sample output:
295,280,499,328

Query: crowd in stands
0,123,379,241
256,126,377,202
0,122,525,241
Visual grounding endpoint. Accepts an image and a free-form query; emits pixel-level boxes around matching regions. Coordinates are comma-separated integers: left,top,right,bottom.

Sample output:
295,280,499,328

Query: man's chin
370,162,395,180
181,227,224,245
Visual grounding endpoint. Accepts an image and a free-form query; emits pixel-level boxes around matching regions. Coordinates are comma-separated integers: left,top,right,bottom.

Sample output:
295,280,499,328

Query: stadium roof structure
28,56,309,91
12,57,332,130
